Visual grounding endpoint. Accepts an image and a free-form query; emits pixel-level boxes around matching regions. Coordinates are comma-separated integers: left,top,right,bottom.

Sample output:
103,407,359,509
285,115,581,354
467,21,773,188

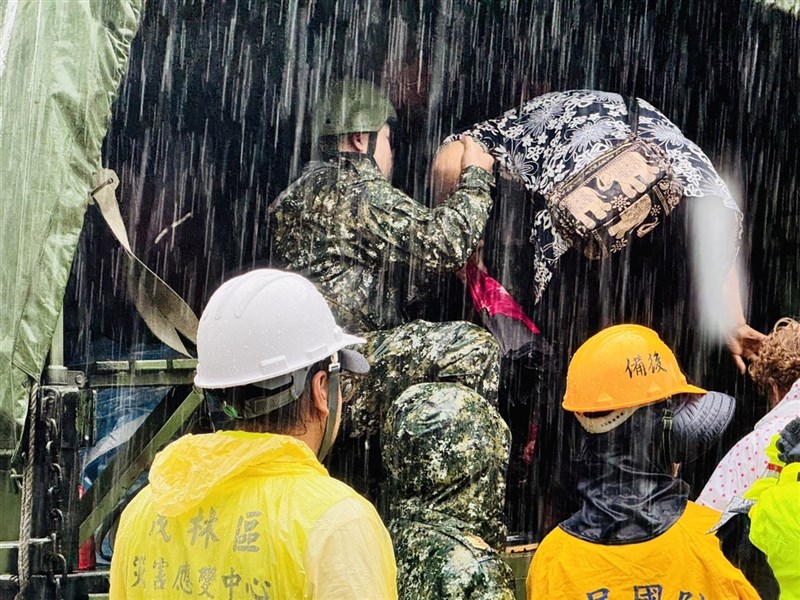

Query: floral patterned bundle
544,98,684,260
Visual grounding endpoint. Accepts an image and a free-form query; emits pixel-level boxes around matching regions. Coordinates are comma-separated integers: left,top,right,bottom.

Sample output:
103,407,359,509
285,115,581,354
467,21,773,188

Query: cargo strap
89,169,199,357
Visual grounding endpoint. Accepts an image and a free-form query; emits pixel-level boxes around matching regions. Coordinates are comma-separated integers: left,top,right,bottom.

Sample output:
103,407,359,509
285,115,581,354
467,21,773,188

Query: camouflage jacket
269,155,494,333
384,383,514,599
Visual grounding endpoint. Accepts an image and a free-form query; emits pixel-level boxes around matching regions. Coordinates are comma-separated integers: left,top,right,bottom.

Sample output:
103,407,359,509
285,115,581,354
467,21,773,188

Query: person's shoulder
681,501,723,527
360,177,408,199
529,525,595,577
535,524,572,554
354,180,422,222
767,384,800,420
119,484,155,523
272,161,338,206
316,483,384,525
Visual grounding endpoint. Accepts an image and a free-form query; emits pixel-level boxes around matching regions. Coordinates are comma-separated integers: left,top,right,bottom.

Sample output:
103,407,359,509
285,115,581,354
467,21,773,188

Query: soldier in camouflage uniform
383,382,515,599
269,80,499,447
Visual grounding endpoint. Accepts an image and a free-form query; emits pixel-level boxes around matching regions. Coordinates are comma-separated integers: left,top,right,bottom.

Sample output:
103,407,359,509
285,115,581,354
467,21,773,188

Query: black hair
213,358,331,435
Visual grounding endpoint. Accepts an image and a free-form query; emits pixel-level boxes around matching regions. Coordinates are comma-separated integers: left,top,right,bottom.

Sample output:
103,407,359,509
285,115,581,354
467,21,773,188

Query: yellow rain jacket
110,431,397,599
526,502,759,599
749,462,800,600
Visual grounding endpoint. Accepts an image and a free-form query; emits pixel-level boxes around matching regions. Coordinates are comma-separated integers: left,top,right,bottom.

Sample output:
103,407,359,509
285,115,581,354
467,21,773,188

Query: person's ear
349,132,370,153
309,370,330,417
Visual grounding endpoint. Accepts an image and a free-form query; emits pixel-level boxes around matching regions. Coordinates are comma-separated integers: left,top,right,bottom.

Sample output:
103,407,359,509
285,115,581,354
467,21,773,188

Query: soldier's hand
461,136,494,174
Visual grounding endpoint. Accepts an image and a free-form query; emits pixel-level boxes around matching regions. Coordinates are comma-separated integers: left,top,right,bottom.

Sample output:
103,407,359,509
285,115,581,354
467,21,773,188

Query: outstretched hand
726,322,766,374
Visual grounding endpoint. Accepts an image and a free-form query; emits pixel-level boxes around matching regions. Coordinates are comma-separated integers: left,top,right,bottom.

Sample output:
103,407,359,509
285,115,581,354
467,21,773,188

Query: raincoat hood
562,402,690,544
383,383,511,546
148,431,325,518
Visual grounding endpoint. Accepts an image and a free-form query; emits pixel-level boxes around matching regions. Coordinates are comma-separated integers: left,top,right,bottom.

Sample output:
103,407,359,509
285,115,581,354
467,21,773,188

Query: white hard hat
194,269,367,389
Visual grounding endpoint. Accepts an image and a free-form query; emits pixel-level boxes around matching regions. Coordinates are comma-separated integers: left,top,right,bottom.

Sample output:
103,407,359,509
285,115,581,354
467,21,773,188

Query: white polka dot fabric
697,378,800,511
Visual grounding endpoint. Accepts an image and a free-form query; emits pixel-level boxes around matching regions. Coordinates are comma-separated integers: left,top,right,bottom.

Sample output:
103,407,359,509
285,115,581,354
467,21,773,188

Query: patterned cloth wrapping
445,89,742,304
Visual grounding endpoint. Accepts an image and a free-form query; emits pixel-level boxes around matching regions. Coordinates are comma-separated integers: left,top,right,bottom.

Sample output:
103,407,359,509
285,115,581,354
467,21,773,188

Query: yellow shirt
527,501,758,599
110,431,397,599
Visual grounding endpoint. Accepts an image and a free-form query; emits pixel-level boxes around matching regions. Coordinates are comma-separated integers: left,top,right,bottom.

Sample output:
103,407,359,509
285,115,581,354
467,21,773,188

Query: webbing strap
89,169,199,357
661,399,674,469
624,95,640,135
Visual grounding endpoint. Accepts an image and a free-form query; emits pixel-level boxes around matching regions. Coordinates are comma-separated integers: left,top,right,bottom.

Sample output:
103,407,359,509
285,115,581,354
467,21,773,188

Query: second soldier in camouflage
383,382,515,599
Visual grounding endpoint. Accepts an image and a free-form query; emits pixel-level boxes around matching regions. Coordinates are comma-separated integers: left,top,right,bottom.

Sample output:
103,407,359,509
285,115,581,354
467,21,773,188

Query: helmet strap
661,398,674,469
366,131,378,157
574,407,638,434
317,352,341,462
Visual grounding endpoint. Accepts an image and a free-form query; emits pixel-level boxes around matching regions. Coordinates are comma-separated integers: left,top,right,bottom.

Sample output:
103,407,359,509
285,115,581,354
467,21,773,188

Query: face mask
662,391,735,464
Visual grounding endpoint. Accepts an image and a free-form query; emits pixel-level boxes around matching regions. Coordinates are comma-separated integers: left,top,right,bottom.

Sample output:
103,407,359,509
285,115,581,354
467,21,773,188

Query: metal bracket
77,388,204,545
89,359,197,388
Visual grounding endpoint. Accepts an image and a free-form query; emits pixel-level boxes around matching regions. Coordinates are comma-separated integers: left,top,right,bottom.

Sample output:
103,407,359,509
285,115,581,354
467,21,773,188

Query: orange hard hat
563,324,707,412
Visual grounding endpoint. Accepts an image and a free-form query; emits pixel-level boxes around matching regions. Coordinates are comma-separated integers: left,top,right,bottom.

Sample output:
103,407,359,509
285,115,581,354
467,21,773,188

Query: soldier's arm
359,165,495,273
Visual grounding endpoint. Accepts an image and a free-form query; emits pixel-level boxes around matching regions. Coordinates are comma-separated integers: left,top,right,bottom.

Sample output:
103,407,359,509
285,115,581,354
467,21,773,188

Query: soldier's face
373,124,394,179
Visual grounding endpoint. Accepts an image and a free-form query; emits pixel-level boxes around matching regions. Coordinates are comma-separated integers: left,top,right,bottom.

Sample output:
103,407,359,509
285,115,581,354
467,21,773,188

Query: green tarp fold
0,0,143,449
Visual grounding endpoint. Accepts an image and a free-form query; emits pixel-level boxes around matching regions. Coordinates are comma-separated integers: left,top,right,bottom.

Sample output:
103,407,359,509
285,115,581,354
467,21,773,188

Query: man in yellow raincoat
110,269,397,599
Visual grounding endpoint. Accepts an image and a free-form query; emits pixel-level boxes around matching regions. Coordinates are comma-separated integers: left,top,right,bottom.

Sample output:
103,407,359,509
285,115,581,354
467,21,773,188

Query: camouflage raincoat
269,154,500,437
383,383,514,600
350,320,500,437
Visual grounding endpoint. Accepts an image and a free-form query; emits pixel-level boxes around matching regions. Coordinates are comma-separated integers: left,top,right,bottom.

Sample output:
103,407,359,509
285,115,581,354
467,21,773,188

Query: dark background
66,0,800,538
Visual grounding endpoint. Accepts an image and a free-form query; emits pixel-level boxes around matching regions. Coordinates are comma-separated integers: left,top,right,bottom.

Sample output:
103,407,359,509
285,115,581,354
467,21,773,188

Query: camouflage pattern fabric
269,155,494,334
349,320,500,437
390,519,516,600
384,383,514,599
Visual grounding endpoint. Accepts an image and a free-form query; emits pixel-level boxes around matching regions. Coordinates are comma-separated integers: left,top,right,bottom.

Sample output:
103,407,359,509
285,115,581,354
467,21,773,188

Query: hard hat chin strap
317,352,341,462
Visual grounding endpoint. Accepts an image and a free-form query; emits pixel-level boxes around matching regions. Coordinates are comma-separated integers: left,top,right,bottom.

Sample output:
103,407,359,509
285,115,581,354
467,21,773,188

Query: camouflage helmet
317,79,397,137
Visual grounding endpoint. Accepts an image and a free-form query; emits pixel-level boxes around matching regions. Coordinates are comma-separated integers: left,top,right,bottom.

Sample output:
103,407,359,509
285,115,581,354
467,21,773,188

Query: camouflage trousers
347,319,500,438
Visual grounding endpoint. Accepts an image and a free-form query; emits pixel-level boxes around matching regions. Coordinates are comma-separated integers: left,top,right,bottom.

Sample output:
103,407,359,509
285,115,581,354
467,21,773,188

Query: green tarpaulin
0,0,143,449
